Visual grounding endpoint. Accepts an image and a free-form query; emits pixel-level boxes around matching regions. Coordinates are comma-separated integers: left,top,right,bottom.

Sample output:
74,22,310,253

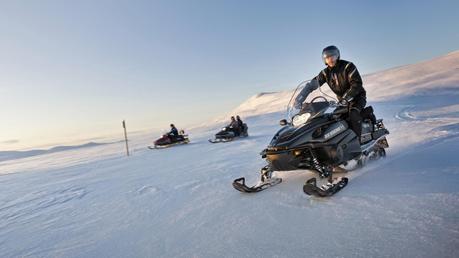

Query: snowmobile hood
267,116,333,151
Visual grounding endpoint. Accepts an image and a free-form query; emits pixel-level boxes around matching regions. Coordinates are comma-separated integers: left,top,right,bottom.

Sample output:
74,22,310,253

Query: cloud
1,139,19,144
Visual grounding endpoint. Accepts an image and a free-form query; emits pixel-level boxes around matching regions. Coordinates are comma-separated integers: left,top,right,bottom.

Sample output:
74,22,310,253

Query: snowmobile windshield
286,80,309,122
286,81,336,127
291,101,331,126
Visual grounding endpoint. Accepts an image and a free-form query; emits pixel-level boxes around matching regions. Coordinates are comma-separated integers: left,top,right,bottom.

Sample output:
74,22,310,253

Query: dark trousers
347,97,366,139
229,127,240,136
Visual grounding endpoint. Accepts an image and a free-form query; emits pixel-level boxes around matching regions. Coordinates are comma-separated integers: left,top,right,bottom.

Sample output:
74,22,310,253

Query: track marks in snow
0,186,87,228
395,105,417,121
131,180,207,199
174,179,202,190
136,185,161,195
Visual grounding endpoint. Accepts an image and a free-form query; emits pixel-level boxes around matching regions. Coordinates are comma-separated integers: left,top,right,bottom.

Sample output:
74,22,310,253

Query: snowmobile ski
302,177,348,197
148,139,189,149
209,135,248,143
208,138,233,143
232,177,282,193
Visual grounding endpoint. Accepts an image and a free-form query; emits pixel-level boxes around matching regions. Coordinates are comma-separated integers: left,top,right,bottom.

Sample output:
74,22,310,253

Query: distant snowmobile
149,130,190,149
232,81,389,197
209,124,249,143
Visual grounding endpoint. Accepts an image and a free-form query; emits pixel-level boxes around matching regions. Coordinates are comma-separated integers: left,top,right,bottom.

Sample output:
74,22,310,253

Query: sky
1,0,458,151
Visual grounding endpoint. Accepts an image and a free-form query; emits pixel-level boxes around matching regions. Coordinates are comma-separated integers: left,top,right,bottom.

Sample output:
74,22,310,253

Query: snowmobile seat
361,106,376,124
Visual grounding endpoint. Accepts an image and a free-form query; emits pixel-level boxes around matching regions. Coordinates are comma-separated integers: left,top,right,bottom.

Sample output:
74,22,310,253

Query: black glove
339,99,348,106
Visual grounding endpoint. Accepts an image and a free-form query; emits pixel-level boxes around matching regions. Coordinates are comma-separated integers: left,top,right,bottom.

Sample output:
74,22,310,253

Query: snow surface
1,51,459,258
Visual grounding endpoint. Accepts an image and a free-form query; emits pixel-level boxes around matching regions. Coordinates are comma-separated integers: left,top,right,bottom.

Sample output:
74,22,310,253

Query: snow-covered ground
1,51,459,258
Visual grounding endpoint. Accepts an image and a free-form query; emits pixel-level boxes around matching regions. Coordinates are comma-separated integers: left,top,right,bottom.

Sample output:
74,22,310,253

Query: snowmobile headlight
292,113,311,127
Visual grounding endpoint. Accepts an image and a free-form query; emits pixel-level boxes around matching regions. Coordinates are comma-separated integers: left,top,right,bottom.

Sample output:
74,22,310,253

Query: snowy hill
365,50,459,100
1,51,459,257
223,50,459,119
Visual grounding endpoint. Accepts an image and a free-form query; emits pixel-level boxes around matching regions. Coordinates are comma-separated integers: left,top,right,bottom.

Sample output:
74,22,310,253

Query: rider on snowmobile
236,116,243,128
236,115,244,135
228,116,240,136
168,124,179,140
294,45,366,140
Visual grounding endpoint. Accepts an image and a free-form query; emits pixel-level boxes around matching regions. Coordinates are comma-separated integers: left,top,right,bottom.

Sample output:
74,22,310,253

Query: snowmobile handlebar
300,99,347,109
286,81,350,123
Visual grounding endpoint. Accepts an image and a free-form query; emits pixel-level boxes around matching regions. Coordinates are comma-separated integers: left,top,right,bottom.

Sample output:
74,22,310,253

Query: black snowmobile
232,81,389,197
209,124,249,143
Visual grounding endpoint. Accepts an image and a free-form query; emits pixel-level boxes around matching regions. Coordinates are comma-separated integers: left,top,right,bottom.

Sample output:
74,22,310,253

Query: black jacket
295,60,366,108
316,59,366,101
169,127,179,137
237,119,243,128
229,120,239,129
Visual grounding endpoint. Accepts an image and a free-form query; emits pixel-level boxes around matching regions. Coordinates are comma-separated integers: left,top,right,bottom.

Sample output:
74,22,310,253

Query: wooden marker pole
122,120,130,156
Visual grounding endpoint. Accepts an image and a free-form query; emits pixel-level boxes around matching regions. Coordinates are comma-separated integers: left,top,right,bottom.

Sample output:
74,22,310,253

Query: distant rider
294,45,366,140
168,124,179,140
228,116,240,136
236,115,244,135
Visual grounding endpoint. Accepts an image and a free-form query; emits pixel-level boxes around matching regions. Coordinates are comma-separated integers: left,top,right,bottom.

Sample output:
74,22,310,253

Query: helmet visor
322,49,339,59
